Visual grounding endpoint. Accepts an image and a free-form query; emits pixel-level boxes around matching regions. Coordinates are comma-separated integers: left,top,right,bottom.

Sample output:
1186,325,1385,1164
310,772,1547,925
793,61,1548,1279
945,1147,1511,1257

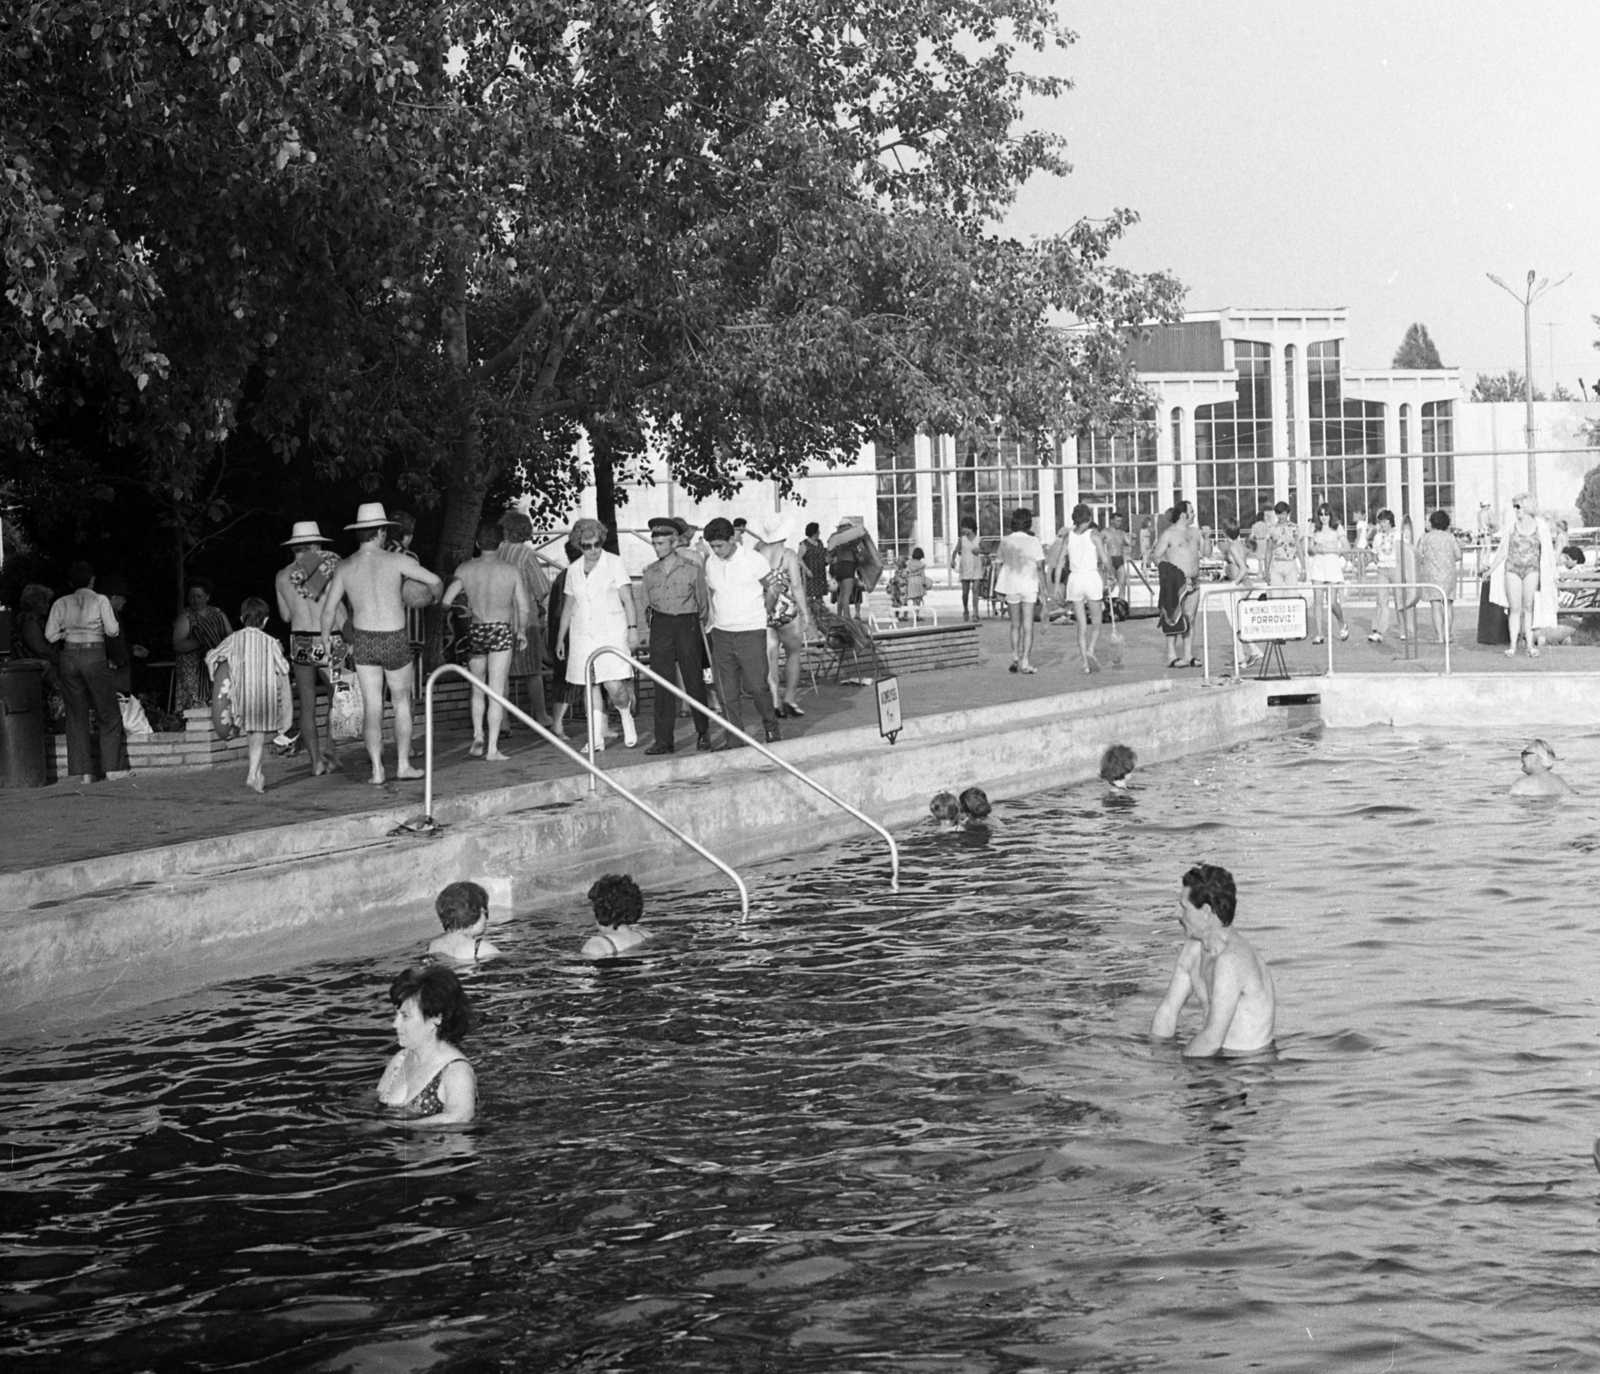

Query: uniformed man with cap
641,516,713,753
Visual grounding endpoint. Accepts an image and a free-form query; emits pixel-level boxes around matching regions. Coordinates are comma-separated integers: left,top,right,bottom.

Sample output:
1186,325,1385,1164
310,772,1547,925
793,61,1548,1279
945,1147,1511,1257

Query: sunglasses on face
579,540,602,550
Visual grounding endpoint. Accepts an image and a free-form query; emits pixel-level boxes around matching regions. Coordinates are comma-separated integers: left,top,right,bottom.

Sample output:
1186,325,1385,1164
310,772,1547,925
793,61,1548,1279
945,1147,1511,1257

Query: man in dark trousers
641,517,713,754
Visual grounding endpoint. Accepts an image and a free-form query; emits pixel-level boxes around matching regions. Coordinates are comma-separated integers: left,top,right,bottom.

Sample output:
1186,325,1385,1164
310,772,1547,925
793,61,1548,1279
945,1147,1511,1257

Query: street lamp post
1487,269,1570,502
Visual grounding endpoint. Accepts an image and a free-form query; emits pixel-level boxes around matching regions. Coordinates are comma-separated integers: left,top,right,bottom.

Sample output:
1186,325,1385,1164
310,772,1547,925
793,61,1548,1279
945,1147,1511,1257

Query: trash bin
0,659,48,788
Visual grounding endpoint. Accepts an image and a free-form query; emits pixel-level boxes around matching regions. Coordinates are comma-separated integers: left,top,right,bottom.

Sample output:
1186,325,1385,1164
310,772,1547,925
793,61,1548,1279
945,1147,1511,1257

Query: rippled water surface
7,728,1600,1372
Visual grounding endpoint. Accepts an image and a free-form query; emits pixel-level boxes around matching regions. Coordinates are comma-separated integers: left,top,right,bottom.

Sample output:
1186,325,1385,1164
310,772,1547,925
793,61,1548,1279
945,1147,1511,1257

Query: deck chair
809,607,883,684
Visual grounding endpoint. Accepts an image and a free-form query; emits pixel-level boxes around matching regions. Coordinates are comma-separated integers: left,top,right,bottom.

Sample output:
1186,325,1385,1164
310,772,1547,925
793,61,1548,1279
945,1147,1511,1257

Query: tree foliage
1392,322,1444,369
3,0,1184,580
1470,371,1544,403
1578,465,1600,527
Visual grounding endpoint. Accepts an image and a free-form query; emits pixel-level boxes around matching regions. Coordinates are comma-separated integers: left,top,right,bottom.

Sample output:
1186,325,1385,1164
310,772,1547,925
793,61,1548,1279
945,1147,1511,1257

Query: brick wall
46,677,485,777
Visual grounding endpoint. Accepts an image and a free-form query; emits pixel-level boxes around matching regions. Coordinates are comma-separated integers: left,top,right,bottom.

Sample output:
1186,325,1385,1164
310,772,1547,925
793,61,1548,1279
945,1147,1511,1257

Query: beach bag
209,663,240,741
329,669,365,740
767,569,799,629
119,693,153,736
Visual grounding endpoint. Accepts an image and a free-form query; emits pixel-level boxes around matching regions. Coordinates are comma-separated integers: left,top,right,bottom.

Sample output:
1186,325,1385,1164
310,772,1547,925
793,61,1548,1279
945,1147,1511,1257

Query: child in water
428,881,500,962
929,791,961,827
958,786,991,828
1510,739,1571,798
1100,744,1137,791
582,873,649,959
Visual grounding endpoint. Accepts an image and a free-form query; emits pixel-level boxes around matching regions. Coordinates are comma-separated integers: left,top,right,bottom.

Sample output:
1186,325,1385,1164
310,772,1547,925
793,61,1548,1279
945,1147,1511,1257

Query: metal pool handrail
582,646,900,893
1195,580,1451,679
420,663,750,920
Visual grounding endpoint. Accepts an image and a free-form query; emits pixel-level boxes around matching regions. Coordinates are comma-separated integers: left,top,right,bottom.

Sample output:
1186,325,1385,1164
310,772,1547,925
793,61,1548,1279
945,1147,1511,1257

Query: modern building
597,307,1600,562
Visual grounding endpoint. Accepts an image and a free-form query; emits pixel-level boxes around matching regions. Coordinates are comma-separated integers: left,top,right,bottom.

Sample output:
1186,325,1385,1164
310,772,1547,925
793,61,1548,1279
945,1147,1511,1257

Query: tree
1579,465,1600,527
1392,323,1445,369
4,0,1184,583
1470,371,1544,402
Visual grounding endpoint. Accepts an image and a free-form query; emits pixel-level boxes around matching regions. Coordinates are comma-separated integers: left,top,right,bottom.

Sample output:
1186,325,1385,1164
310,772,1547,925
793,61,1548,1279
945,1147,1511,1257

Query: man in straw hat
321,503,443,784
274,521,346,776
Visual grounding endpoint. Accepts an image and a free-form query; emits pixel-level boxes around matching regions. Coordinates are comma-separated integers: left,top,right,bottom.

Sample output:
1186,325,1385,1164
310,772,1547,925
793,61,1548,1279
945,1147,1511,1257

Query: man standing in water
322,503,442,784
1150,500,1202,668
1151,863,1276,1056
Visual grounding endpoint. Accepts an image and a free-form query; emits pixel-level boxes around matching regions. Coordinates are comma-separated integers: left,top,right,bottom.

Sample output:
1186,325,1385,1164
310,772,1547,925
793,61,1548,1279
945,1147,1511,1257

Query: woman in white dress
555,518,640,750
1306,503,1350,644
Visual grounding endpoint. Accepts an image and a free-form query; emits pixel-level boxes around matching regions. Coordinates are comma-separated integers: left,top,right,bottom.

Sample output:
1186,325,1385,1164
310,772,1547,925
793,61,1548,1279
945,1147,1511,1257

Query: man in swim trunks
1150,500,1202,667
274,521,346,776
1103,511,1132,605
322,503,443,784
1151,862,1276,1056
440,520,529,761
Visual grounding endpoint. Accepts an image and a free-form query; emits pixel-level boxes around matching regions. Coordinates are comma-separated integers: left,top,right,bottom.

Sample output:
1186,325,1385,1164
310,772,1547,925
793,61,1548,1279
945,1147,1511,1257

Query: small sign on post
1237,594,1305,680
1238,596,1308,643
875,674,902,744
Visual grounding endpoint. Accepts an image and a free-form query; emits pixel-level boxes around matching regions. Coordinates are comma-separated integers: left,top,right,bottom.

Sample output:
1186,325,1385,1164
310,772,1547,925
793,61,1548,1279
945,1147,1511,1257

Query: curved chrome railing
583,645,900,892
420,663,750,920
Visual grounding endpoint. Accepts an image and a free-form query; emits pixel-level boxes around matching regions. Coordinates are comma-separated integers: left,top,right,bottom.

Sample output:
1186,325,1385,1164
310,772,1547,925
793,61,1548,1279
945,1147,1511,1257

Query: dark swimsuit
401,1059,463,1117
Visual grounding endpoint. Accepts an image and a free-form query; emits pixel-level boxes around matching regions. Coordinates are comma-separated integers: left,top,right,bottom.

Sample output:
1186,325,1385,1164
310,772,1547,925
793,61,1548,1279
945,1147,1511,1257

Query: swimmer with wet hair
1511,739,1571,798
958,787,991,827
1100,744,1137,790
428,880,500,962
583,873,649,959
929,791,961,827
1152,862,1276,1057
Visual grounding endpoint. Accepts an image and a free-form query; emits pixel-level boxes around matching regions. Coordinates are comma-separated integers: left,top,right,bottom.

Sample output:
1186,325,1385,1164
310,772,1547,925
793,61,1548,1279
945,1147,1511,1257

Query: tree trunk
434,246,489,580
590,425,619,554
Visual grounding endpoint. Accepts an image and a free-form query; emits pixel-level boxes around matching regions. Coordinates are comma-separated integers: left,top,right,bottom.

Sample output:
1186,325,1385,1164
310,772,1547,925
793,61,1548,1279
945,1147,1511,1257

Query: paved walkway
3,599,1594,876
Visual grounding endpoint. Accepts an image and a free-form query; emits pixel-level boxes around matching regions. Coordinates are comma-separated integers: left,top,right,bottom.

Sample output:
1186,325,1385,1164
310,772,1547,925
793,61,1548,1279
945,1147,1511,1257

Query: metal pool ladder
580,647,900,893
417,663,751,921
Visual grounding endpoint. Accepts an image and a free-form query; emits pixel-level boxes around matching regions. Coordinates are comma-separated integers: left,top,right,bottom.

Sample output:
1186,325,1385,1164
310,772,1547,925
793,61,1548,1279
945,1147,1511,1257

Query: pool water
6,727,1600,1372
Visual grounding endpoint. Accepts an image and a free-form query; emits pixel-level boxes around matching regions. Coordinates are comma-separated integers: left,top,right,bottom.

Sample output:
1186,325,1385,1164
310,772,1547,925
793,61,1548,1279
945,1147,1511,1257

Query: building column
1382,406,1404,519
1180,405,1199,510
1403,405,1425,528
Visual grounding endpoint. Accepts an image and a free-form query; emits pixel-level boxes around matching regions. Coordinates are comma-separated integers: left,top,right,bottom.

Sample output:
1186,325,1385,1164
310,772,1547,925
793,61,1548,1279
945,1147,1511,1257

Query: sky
1003,0,1600,388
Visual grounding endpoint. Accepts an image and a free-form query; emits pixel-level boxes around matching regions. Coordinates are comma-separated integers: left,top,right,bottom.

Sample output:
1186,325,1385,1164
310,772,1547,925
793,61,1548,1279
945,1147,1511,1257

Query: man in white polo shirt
702,516,782,747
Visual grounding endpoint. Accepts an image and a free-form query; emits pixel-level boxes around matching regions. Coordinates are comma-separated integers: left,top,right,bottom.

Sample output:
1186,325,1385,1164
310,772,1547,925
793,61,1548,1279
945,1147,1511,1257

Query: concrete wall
1317,672,1600,730
1,679,1293,1029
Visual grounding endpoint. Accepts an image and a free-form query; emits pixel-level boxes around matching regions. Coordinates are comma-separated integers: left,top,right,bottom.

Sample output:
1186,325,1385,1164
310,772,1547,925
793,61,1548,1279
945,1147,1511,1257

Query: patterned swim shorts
347,625,413,672
468,620,514,655
289,631,346,670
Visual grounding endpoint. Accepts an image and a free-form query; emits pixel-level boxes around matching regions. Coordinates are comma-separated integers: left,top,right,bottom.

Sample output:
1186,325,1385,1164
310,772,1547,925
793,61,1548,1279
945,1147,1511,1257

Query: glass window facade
1422,401,1455,519
1074,411,1160,526
956,429,1038,543
1194,340,1275,532
874,434,918,563
1308,339,1386,525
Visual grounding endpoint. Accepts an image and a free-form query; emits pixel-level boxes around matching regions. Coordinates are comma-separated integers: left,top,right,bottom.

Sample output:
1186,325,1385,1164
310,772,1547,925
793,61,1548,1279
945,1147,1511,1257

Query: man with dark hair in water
1151,862,1276,1056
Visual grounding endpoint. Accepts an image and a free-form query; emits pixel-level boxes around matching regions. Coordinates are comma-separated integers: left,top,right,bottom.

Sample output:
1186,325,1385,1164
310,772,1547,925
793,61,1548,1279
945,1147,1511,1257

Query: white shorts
1005,592,1037,606
1064,571,1104,603
1308,553,1344,584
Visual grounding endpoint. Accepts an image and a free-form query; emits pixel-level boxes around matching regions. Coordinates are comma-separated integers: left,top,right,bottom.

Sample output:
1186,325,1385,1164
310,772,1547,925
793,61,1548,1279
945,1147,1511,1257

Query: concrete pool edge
2,677,1296,1027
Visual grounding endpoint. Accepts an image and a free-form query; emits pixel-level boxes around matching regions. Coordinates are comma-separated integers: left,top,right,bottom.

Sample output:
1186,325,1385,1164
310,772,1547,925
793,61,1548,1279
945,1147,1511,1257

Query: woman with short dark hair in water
377,966,477,1124
583,874,649,959
959,787,991,827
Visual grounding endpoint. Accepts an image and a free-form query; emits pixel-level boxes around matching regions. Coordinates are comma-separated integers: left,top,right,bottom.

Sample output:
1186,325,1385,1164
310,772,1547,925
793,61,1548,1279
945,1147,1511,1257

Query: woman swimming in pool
377,965,477,1125
582,873,649,959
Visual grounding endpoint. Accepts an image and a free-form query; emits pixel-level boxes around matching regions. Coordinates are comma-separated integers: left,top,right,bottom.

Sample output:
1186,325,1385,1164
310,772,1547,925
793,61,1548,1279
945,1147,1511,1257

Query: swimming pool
5,726,1600,1371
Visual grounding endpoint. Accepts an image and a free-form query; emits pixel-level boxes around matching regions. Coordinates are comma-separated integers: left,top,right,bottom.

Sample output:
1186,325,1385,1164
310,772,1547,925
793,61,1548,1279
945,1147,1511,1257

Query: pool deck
3,607,1596,878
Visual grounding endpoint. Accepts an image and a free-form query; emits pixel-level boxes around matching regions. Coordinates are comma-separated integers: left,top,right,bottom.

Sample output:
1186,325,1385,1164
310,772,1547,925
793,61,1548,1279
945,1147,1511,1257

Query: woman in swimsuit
377,966,477,1125
1488,493,1555,658
582,873,648,959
